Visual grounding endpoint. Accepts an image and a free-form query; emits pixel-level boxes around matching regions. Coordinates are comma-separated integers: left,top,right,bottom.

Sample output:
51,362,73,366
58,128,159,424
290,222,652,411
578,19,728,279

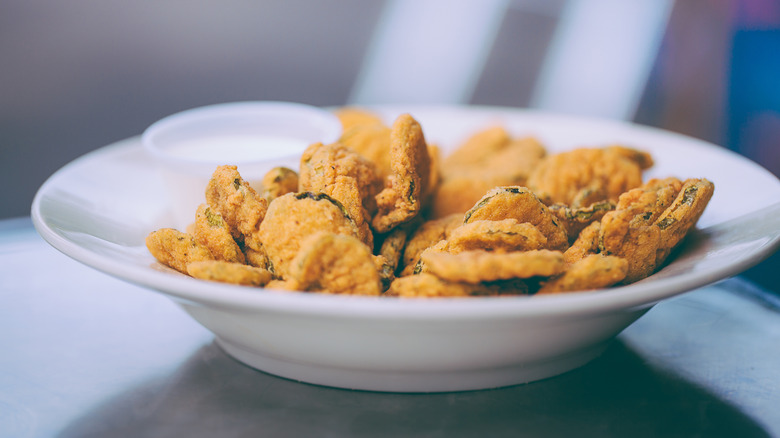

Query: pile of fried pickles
146,108,714,297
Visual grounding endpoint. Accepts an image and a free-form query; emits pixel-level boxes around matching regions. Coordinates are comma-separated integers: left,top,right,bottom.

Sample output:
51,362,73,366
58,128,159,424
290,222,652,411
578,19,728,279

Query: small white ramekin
142,101,342,227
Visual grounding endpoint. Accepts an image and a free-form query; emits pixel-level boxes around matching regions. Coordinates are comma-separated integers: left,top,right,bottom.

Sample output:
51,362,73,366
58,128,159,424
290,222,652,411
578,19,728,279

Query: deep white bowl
141,101,341,227
33,105,780,392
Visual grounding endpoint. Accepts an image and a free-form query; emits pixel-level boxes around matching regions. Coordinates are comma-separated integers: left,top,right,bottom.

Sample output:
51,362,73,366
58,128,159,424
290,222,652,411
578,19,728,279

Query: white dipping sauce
165,135,309,163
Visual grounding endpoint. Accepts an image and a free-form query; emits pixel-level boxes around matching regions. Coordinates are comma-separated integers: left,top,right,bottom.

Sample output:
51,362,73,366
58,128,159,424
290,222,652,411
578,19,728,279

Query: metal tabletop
2,216,778,437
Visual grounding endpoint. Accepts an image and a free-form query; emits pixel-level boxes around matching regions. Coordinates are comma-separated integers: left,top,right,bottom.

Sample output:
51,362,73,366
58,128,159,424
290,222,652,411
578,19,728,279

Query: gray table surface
2,216,779,438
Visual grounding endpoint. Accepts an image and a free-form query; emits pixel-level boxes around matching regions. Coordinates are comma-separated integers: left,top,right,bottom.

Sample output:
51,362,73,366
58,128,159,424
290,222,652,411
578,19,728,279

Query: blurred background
1,0,778,290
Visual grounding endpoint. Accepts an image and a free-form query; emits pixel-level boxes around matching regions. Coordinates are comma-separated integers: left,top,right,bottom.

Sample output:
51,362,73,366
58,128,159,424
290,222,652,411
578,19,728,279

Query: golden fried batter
186,260,272,286
289,232,381,295
244,245,272,271
257,192,362,279
146,228,214,274
386,273,505,298
654,178,715,264
339,123,393,179
446,219,548,253
463,186,569,251
420,249,565,283
527,146,651,206
563,221,601,265
548,200,615,243
442,126,511,171
430,176,507,219
598,177,714,284
401,214,463,276
299,142,382,246
334,107,385,133
193,204,245,264
260,167,299,202
372,114,432,233
205,165,268,251
537,255,628,294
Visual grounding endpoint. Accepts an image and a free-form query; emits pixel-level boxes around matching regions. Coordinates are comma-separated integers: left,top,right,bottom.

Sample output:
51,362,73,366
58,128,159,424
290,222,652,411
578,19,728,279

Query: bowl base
216,337,609,393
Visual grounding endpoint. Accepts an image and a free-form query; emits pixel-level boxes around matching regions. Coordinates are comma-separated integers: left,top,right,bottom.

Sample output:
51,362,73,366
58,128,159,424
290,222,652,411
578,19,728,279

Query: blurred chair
348,0,674,121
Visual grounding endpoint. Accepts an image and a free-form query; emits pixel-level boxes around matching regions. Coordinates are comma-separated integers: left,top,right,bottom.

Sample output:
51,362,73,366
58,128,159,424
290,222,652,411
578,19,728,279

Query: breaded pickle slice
537,255,628,294
401,214,463,276
654,178,715,264
299,142,382,246
205,165,268,252
372,114,432,233
446,219,548,253
420,249,565,284
527,146,651,206
146,228,213,274
260,166,299,202
193,204,245,264
463,186,568,251
386,273,509,298
258,192,361,279
289,232,381,295
186,260,272,286
548,200,615,243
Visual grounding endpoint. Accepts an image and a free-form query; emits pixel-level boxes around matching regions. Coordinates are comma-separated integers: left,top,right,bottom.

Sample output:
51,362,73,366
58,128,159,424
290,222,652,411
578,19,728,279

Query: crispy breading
146,228,214,274
193,204,245,264
289,232,381,295
339,123,393,179
563,221,601,265
654,178,715,265
386,273,507,298
420,249,565,283
527,146,650,206
334,107,385,132
598,177,714,283
537,255,628,294
257,192,362,279
186,260,272,286
299,142,382,246
372,114,432,233
260,167,299,202
401,214,463,276
446,219,548,253
244,245,272,271
463,186,569,251
441,126,511,171
548,200,615,243
430,176,507,219
443,128,546,183
205,165,268,251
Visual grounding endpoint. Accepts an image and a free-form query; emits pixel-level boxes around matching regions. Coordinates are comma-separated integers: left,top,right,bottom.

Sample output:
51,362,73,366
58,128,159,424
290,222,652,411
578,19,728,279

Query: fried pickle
193,204,245,264
372,114,432,233
446,219,548,254
146,228,214,274
419,249,565,283
527,146,651,206
205,165,268,252
186,260,272,286
386,273,506,298
537,254,628,294
463,186,569,251
258,192,362,279
299,142,382,246
260,166,299,202
401,214,463,276
289,232,381,295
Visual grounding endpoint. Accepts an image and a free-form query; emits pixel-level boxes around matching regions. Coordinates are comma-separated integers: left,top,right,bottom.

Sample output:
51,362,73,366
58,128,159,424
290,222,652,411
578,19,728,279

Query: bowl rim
31,105,780,323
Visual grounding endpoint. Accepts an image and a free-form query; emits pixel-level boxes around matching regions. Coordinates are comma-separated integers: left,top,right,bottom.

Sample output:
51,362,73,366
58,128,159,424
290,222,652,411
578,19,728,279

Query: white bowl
32,105,780,392
141,101,341,227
